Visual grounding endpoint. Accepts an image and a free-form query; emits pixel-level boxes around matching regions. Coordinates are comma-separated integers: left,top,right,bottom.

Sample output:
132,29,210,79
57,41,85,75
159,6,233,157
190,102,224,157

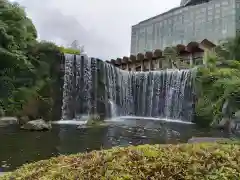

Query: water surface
0,119,229,172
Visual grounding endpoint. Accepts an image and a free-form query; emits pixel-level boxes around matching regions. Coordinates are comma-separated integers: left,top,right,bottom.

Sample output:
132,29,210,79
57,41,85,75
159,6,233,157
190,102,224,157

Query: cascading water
61,54,75,120
109,100,118,118
61,54,194,123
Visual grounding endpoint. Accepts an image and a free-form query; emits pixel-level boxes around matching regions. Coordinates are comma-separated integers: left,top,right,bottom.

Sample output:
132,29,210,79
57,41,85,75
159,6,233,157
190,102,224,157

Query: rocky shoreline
0,117,51,131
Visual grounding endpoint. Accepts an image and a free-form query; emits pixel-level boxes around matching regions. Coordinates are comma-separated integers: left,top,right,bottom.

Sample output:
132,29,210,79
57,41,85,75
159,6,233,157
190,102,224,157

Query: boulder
18,116,30,125
0,117,18,126
21,119,51,131
77,114,105,129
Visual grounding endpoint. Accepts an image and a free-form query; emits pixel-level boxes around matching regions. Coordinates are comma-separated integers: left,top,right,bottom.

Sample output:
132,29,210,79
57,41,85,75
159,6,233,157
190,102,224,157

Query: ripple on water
0,119,231,172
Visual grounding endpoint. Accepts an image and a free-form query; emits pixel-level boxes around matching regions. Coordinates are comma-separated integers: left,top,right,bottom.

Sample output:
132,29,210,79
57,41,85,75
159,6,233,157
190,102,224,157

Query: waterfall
109,100,118,118
61,54,75,120
61,54,194,122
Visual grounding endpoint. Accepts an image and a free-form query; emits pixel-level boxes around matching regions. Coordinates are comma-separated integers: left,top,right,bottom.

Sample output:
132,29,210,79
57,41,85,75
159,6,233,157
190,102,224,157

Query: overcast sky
15,0,179,59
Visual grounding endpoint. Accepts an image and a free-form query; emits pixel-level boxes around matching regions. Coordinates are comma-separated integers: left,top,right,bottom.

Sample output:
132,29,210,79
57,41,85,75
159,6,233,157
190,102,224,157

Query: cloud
16,0,179,59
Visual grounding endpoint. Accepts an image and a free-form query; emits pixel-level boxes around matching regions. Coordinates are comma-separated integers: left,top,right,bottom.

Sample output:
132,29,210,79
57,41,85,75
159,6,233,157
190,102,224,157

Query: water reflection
0,120,230,172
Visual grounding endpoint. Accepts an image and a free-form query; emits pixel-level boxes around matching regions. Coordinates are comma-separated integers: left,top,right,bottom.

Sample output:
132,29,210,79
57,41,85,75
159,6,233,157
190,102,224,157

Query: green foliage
59,46,80,55
163,46,190,69
0,0,36,114
194,47,240,126
216,34,240,60
2,143,240,179
0,0,72,120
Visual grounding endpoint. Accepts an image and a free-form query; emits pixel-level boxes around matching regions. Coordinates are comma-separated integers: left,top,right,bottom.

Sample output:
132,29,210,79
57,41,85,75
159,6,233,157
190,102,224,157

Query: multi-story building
130,0,240,55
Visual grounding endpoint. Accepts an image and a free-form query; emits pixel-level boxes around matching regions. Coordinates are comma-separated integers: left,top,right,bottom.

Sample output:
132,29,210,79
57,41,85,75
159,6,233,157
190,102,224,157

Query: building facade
131,0,240,55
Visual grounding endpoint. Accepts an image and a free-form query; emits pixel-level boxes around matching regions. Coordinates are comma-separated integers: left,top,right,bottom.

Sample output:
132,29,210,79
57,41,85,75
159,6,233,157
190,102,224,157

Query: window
201,8,206,13
215,14,220,19
222,1,229,6
208,8,214,14
208,16,213,21
215,3,221,8
208,6,213,10
215,8,221,14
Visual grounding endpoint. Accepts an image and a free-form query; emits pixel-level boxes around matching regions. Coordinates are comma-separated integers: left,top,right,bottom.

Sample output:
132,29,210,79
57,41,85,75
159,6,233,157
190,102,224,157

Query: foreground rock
0,117,18,126
18,116,30,125
21,119,51,131
1,143,240,180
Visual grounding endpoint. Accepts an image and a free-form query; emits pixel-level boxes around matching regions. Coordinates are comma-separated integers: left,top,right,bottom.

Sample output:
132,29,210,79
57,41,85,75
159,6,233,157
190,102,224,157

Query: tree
0,0,63,120
195,38,240,127
0,0,36,110
163,46,190,69
215,34,240,60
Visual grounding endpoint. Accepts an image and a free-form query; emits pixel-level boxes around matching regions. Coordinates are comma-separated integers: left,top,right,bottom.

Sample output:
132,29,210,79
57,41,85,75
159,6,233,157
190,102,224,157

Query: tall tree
216,34,240,61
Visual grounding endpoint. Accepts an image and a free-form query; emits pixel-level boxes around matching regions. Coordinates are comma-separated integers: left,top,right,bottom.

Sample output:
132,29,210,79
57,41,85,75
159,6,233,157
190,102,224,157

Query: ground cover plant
1,143,240,180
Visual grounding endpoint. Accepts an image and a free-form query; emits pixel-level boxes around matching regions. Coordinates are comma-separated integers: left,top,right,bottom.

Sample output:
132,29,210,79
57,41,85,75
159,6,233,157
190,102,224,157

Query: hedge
59,46,80,55
1,143,240,179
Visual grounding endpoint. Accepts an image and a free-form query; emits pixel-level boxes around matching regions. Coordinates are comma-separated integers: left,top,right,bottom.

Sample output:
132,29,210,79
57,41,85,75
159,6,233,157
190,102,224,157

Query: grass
1,143,240,179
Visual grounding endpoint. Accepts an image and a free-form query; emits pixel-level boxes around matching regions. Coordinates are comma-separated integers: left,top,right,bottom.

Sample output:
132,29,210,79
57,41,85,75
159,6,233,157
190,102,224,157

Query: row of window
136,0,233,28
131,21,234,54
131,2,237,54
136,7,234,31
133,17,234,41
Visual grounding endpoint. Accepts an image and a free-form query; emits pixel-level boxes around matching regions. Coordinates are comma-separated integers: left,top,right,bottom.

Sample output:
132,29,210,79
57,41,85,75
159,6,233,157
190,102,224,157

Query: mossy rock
86,114,103,126
2,143,240,179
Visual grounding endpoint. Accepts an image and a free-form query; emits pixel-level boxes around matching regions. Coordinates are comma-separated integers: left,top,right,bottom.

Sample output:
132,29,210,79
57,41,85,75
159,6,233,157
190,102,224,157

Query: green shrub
59,46,80,55
2,143,240,179
194,50,240,126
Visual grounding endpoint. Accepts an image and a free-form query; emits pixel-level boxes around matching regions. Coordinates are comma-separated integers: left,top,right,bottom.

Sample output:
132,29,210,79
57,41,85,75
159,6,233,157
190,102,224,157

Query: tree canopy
0,0,79,120
194,36,240,126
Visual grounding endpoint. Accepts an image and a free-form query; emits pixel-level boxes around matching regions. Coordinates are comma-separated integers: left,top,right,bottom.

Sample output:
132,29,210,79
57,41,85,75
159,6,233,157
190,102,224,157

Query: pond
0,119,230,172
